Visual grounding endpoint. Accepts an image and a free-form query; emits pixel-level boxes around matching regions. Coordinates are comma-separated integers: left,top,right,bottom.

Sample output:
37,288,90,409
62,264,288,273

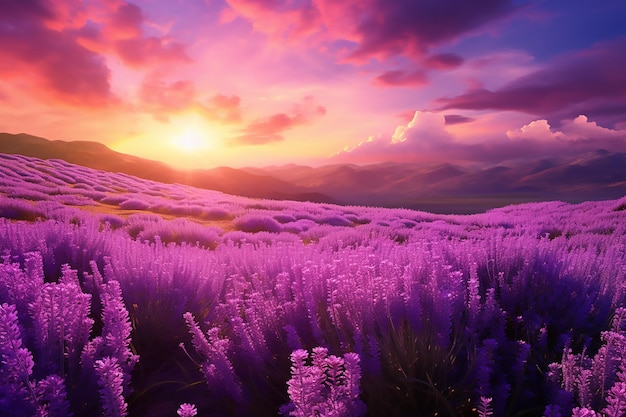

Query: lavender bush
0,153,625,416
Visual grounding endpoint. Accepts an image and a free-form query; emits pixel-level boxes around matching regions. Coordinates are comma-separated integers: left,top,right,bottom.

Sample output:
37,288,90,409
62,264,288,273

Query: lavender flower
36,374,73,417
571,407,601,417
182,312,243,401
477,396,493,417
95,357,128,417
177,403,198,417
281,348,366,417
0,302,36,408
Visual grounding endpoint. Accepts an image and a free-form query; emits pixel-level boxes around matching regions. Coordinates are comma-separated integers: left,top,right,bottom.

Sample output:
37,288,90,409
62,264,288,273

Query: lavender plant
1,152,625,416
279,347,366,417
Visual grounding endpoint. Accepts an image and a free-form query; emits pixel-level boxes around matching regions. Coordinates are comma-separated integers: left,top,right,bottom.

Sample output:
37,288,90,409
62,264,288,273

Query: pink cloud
114,37,190,67
68,1,191,67
139,75,242,123
437,37,626,127
233,96,326,145
224,0,321,39
224,0,519,61
0,14,114,107
139,75,196,119
205,94,242,123
0,0,193,108
108,2,143,39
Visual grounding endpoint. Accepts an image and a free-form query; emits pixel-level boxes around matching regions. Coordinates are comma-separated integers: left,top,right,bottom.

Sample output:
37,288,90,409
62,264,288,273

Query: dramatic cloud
225,0,519,60
0,11,114,107
0,0,191,108
336,112,626,165
437,37,626,127
233,96,326,145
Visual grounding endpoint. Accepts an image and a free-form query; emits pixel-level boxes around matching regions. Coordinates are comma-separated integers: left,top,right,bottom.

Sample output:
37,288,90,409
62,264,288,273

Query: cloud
0,0,192,107
139,75,196,119
423,53,465,70
0,6,114,107
233,96,326,145
205,94,242,123
139,74,242,123
224,0,520,61
108,2,143,39
437,36,626,127
335,112,626,164
507,115,626,142
114,37,190,67
506,119,564,142
223,0,321,39
334,111,453,163
444,114,474,125
374,70,428,87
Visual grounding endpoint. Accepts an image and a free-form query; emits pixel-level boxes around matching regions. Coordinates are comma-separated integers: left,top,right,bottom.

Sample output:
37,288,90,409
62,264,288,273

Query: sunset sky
1,0,625,169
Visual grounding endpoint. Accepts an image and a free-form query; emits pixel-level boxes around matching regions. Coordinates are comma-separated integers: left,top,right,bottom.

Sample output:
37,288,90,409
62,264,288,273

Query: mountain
1,132,625,213
0,133,337,205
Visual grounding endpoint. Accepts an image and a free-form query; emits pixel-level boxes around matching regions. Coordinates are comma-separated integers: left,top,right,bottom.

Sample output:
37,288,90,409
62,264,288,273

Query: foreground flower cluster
0,153,625,416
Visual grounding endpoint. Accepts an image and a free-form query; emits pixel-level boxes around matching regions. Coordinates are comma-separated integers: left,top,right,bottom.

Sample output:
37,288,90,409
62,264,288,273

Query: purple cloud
444,114,474,125
334,111,626,165
423,53,465,70
437,36,626,127
374,70,428,87
225,0,520,61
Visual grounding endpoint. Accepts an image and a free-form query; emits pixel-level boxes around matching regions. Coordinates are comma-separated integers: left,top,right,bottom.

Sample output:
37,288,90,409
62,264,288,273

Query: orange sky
1,0,625,169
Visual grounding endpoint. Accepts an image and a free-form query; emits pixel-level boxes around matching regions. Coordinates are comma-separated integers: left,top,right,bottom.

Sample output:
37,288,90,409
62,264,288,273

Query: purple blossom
282,348,366,417
177,403,198,417
95,357,128,417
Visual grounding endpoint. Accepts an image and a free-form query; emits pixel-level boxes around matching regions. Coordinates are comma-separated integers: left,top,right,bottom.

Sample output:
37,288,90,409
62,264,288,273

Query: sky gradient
1,0,625,169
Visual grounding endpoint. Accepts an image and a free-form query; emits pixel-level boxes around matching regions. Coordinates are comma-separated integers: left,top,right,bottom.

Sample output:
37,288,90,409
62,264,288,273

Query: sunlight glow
169,114,217,153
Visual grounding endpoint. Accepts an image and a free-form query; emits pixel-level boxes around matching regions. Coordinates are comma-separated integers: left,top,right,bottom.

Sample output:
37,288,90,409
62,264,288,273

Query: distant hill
2,132,625,213
0,133,337,205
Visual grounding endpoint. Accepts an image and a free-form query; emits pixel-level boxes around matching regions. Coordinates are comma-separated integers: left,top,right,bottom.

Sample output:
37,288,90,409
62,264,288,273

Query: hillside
0,152,625,416
2,132,626,213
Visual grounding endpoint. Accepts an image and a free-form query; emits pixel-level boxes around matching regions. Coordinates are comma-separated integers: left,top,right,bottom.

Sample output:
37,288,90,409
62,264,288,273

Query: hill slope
2,132,625,213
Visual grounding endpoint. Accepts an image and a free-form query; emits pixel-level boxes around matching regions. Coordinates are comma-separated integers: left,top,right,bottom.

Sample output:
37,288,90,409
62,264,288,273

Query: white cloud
561,115,625,140
391,111,451,147
507,115,625,142
506,119,564,141
334,111,453,163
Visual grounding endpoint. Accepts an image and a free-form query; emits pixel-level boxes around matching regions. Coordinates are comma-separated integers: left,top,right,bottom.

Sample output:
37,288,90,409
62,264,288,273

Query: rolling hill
2,132,625,213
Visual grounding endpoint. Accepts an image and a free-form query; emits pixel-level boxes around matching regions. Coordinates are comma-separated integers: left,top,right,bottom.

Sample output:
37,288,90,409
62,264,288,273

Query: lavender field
0,152,625,417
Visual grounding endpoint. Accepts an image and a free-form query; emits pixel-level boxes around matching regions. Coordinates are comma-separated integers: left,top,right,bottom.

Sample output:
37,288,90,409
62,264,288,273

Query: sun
175,129,207,153
168,114,217,153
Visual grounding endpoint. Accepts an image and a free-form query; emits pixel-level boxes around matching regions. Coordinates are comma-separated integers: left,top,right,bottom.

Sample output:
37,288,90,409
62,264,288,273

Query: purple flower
177,403,198,417
95,357,128,417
